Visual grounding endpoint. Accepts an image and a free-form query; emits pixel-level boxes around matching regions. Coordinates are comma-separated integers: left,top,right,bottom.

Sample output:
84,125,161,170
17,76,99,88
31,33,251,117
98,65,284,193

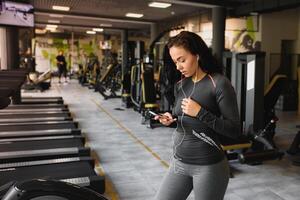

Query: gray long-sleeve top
172,73,241,165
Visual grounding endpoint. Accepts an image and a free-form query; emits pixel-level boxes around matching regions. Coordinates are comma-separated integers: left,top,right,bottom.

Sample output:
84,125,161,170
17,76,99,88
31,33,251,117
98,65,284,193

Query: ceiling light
125,13,143,18
100,23,112,27
148,2,171,8
93,28,104,32
49,14,64,18
52,5,70,11
86,30,96,34
49,29,61,33
35,29,47,34
48,20,60,23
45,27,56,31
46,24,58,28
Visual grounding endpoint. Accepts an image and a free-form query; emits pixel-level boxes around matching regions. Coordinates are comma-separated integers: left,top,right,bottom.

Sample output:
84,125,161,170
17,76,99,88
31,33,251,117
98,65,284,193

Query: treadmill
0,129,81,139
0,155,105,195
1,179,108,200
0,121,78,131
0,116,72,123
0,111,70,119
0,135,85,152
0,107,69,113
7,103,68,109
21,97,64,104
0,88,13,109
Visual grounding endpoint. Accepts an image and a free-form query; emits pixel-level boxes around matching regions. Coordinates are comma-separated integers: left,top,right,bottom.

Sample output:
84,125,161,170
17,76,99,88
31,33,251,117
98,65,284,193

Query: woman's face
169,46,198,77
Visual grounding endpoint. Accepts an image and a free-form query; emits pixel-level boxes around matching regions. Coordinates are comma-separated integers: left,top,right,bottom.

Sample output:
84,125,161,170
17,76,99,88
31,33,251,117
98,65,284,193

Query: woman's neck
192,68,206,82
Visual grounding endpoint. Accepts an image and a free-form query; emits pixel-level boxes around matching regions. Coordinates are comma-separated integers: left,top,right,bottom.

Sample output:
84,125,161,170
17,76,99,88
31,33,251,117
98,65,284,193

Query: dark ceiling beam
159,0,238,8
233,0,300,16
34,22,139,31
35,9,155,25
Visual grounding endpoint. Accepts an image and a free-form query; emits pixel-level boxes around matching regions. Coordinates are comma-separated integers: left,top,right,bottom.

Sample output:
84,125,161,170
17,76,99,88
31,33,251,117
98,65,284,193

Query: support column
121,29,132,107
0,27,7,70
121,29,128,77
150,23,158,44
71,31,74,70
212,6,226,63
6,27,19,69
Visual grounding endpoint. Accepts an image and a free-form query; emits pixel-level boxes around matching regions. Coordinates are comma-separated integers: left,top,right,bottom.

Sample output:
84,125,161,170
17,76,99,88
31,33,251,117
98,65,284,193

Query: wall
34,33,121,72
159,11,261,53
261,8,299,82
158,7,300,86
293,7,300,54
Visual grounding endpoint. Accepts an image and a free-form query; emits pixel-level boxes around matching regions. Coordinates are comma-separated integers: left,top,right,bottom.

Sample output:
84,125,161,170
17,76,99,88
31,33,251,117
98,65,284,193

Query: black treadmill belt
0,113,70,119
0,138,84,152
7,104,68,109
21,99,64,104
22,97,63,100
0,161,96,186
0,122,77,131
0,108,68,112
0,117,71,123
0,129,81,138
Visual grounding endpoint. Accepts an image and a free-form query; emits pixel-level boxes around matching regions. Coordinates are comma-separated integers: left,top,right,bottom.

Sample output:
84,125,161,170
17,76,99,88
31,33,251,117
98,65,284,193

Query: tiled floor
23,79,300,200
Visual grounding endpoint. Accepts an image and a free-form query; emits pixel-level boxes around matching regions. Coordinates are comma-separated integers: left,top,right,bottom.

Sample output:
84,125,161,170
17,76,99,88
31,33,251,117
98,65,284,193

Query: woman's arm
196,77,241,139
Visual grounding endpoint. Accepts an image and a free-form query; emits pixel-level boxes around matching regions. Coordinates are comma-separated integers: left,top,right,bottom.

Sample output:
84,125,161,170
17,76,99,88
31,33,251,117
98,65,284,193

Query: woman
154,31,241,200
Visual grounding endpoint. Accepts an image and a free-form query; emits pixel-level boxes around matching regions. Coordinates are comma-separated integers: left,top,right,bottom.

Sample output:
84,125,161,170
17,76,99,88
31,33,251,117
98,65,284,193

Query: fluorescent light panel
45,27,56,31
125,13,143,18
100,23,112,27
49,14,64,18
52,5,70,11
48,20,60,23
86,30,96,34
148,2,171,8
46,24,58,28
35,29,47,34
93,28,104,32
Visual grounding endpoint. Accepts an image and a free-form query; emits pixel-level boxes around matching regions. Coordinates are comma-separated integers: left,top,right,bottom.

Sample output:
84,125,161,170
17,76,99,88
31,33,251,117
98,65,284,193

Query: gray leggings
154,158,229,200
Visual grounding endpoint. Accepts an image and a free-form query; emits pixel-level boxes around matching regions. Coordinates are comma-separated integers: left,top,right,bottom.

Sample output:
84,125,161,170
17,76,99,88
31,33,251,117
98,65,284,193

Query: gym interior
1,0,300,199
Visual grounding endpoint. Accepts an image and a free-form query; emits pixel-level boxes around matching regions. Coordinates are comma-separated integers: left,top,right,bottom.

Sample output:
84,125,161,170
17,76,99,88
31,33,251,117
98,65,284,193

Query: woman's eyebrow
176,56,184,61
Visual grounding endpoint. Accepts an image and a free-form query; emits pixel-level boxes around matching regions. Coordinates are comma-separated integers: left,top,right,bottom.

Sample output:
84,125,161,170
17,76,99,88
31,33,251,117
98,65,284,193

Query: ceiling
12,0,300,35
29,0,242,35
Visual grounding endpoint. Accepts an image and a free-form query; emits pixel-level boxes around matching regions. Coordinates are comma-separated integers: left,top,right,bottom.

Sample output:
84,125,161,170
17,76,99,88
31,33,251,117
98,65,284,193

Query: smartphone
148,111,159,116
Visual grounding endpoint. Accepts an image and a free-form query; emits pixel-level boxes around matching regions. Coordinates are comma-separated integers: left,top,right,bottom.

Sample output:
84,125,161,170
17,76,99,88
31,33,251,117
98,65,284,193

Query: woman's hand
154,112,176,126
181,97,201,117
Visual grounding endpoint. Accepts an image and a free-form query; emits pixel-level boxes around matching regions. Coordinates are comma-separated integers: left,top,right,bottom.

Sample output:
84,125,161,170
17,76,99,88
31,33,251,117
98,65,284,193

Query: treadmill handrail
0,157,85,169
0,135,81,143
7,103,66,107
0,117,69,123
0,147,88,159
0,111,70,116
0,108,66,112
0,129,80,138
0,121,75,126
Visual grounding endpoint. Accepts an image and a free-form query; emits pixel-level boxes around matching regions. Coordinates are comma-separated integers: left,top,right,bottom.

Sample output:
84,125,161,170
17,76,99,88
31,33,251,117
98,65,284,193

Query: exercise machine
221,52,285,165
95,64,122,99
1,179,108,200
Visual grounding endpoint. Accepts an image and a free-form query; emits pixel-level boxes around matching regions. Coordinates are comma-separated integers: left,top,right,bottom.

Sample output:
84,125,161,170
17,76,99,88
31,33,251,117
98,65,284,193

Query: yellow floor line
91,98,169,169
91,151,120,200
72,111,119,200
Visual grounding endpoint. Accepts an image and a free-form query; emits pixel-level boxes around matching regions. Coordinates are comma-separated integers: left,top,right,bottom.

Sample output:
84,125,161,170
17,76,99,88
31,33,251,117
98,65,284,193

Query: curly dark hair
167,31,223,74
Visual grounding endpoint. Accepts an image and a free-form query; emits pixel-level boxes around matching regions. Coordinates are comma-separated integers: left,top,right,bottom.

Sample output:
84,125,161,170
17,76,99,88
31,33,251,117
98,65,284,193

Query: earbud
197,55,199,61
